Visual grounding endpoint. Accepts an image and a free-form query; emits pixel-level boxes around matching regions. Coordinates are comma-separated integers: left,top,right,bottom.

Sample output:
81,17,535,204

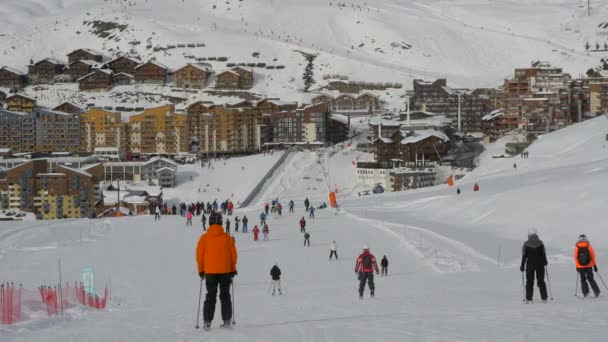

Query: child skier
252,225,260,241
262,224,270,241
299,217,306,233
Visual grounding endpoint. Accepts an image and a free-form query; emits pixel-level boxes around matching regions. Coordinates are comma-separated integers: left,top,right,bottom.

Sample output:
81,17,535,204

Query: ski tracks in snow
345,211,497,273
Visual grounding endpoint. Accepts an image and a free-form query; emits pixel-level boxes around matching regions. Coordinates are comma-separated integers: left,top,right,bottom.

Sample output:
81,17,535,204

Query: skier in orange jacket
196,212,238,329
575,234,600,298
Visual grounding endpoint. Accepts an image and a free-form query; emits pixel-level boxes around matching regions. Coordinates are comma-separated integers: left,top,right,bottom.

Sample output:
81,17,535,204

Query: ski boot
370,291,374,298
203,321,211,331
220,320,231,328
272,290,275,296
278,289,282,295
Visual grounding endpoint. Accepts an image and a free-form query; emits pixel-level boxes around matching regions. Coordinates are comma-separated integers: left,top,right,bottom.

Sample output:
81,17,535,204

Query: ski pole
545,266,554,300
195,278,203,329
521,271,526,302
575,271,579,297
231,278,236,325
597,271,608,291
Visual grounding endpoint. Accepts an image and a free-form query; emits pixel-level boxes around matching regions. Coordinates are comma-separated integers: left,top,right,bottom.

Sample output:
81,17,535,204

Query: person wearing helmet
195,212,238,329
575,234,600,298
355,245,379,299
520,228,548,302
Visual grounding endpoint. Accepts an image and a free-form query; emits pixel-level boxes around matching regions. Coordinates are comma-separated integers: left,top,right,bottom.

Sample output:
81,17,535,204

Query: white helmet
363,244,369,251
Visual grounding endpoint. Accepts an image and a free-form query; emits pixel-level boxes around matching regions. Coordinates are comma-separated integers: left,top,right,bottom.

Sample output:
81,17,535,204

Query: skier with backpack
355,245,379,299
304,232,311,246
299,217,306,233
575,234,600,298
520,228,548,302
380,256,388,276
270,263,282,295
195,212,238,330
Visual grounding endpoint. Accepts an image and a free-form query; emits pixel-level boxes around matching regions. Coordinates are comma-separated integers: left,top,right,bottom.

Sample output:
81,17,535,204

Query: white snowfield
2,117,608,341
0,0,603,106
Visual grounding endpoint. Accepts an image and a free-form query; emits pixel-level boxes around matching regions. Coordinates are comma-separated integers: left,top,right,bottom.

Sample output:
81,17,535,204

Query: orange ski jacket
196,224,237,274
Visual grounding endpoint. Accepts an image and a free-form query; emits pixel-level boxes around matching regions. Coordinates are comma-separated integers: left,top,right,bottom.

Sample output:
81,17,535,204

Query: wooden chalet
106,56,142,75
215,70,240,89
6,94,36,113
0,66,27,90
28,58,66,84
231,66,253,89
78,69,113,92
174,63,210,89
113,72,134,86
373,130,448,163
67,48,107,64
53,101,86,114
67,60,101,80
133,61,168,84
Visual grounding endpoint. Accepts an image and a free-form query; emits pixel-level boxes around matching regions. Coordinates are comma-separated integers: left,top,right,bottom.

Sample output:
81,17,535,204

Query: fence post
58,259,63,316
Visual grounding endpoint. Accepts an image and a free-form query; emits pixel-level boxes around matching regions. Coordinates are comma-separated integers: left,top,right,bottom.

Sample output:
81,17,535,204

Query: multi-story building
32,108,81,154
411,79,490,133
0,159,104,219
142,157,178,187
174,63,211,89
311,93,380,116
187,102,268,154
80,108,128,157
215,66,254,90
0,66,27,90
67,48,107,64
0,109,30,152
270,103,324,144
78,69,113,91
52,101,86,114
133,61,169,84
373,130,449,163
128,104,188,155
5,94,36,113
27,58,66,84
106,56,142,76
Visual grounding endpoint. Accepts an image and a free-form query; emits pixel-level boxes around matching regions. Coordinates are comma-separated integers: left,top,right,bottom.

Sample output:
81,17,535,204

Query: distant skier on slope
202,213,207,230
260,212,267,225
520,228,548,302
355,245,379,299
270,263,282,295
575,234,600,298
186,210,193,226
225,218,231,235
252,225,260,241
304,197,310,211
262,224,270,241
304,232,311,246
300,217,306,233
196,212,238,329
155,206,161,220
242,216,248,233
289,200,295,213
380,255,388,276
330,241,338,260
309,206,315,219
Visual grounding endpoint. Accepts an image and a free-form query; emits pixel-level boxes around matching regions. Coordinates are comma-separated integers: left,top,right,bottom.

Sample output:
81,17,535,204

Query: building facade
174,63,210,89
80,108,128,156
128,105,188,155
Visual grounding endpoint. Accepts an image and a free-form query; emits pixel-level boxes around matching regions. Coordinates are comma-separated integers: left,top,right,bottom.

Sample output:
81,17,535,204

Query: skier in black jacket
520,229,548,302
380,255,388,276
270,264,282,295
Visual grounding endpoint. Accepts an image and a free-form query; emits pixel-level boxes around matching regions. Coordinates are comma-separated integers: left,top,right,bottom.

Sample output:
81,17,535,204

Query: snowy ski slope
1,117,608,341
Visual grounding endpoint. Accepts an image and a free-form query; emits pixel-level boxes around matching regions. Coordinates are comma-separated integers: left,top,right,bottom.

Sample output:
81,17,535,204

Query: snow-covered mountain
1,0,606,96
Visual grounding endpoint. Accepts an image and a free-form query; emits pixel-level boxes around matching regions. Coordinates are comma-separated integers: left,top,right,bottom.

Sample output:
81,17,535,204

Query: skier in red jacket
355,245,379,299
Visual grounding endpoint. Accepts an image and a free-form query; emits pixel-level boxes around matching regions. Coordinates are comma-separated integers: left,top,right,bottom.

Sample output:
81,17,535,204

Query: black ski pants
203,274,232,322
579,268,601,297
358,272,375,296
381,266,387,276
525,265,547,301
304,238,310,246
330,250,338,259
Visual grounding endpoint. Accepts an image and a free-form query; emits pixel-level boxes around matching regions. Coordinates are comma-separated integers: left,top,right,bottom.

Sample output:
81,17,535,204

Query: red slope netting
39,282,108,316
0,281,108,325
1,283,21,324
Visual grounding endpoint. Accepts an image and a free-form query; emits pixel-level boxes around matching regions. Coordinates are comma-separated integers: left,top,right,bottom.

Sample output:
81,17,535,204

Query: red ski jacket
355,251,379,273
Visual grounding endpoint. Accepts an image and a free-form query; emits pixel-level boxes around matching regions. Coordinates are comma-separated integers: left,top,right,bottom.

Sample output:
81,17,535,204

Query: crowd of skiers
194,195,394,329
155,199,236,218
520,229,605,302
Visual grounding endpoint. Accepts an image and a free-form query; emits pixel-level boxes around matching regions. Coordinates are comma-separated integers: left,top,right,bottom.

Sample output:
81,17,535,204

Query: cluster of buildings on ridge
0,48,255,91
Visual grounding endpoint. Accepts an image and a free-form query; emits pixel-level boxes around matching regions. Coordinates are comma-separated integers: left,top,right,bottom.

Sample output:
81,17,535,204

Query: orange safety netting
39,282,108,316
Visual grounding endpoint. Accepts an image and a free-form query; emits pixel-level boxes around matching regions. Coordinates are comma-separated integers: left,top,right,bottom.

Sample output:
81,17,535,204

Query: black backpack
363,255,372,268
578,245,591,266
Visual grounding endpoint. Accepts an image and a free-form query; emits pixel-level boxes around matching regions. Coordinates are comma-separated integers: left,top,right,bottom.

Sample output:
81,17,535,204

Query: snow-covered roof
53,101,86,111
6,93,36,102
0,148,12,153
157,166,176,173
35,58,65,66
400,130,449,145
0,66,26,76
106,56,142,65
38,173,66,176
143,157,178,167
231,65,253,73
77,69,112,82
217,69,240,77
330,114,349,125
482,109,505,121
177,63,211,73
81,163,102,171
114,72,134,79
185,101,214,110
68,48,106,57
373,137,394,144
57,164,93,177
135,60,169,70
